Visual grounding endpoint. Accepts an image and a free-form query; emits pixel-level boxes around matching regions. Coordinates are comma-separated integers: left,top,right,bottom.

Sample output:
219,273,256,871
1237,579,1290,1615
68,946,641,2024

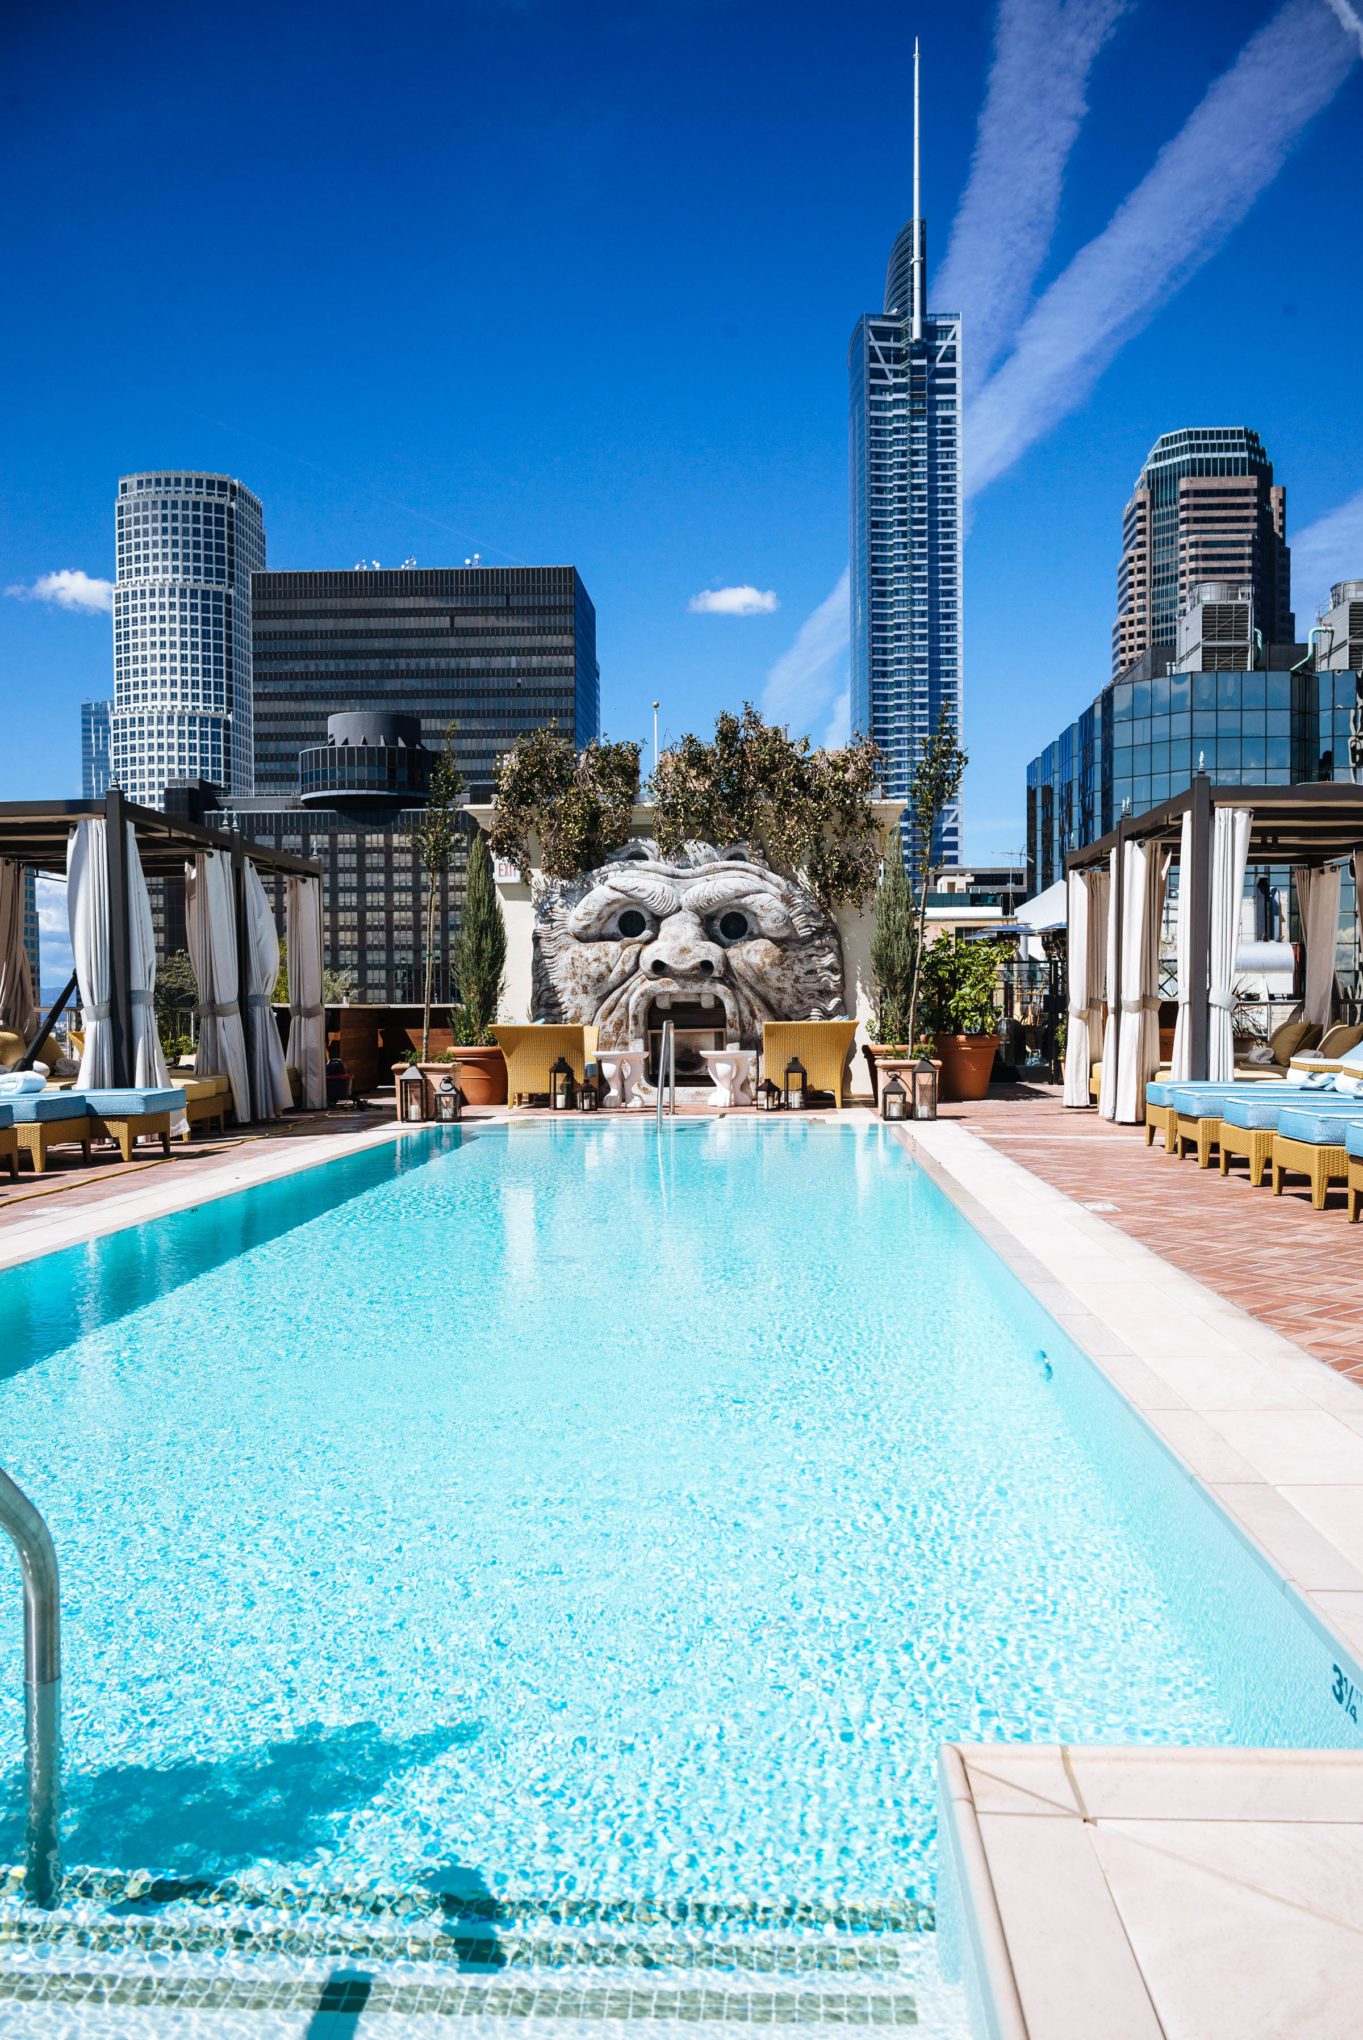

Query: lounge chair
1217,1094,1291,1187
1272,1102,1363,1210
1144,1078,1299,1157
1345,1122,1363,1223
0,1104,16,1182
82,1087,181,1162
7,1093,94,1173
491,1025,600,1106
169,1071,233,1138
761,1021,859,1108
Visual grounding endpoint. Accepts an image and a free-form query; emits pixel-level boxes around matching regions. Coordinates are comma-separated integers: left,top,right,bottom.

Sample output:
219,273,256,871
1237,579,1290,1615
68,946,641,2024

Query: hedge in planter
918,936,1009,1102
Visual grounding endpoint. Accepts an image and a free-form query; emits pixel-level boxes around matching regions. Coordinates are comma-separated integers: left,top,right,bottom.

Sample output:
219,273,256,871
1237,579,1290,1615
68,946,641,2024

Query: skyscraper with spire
849,42,962,873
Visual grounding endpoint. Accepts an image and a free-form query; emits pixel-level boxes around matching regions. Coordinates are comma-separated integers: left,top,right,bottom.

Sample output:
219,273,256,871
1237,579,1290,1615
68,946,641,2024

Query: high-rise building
849,43,962,871
1111,429,1293,679
22,869,39,996
80,699,112,799
250,565,599,797
1316,581,1363,672
110,471,265,806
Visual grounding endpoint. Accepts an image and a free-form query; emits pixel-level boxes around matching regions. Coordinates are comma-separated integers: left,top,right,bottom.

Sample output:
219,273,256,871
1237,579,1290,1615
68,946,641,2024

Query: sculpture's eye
714,909,751,944
615,908,649,939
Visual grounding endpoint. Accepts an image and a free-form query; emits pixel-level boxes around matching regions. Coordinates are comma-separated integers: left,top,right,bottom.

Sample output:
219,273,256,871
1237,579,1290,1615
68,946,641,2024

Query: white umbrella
286,875,327,1110
243,860,291,1121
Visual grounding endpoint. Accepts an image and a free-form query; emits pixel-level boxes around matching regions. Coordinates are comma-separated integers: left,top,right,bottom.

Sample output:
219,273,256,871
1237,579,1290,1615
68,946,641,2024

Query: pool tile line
902,1120,1363,1690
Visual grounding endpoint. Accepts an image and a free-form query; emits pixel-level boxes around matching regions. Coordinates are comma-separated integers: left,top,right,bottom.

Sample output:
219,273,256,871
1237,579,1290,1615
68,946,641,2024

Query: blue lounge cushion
1221,1097,1292,1131
1276,1105,1363,1147
0,1103,12,1129
78,1088,181,1115
1346,1123,1363,1160
5,1093,93,1125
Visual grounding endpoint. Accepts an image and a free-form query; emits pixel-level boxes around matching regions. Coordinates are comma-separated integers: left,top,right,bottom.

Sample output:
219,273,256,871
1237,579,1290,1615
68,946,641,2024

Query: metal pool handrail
0,1465,61,1907
656,1019,676,1127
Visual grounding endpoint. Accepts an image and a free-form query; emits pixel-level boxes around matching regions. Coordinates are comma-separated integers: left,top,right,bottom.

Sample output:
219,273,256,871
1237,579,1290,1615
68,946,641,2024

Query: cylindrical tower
110,471,265,806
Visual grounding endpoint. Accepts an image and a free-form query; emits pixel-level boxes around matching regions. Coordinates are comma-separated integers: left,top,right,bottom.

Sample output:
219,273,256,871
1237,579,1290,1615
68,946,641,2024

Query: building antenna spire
912,37,923,341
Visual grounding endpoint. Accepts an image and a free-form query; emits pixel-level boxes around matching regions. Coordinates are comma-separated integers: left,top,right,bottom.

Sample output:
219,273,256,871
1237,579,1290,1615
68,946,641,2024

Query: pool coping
901,1118,1363,1701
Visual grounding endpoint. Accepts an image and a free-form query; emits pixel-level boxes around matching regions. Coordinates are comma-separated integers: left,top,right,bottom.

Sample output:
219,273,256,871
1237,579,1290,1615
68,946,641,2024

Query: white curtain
286,874,327,1109
1209,807,1252,1081
1295,865,1341,1030
68,820,116,1088
1114,839,1170,1123
186,851,250,1122
1168,809,1195,1082
0,860,39,1040
125,825,172,1092
1097,846,1121,1119
1062,870,1091,1107
243,861,291,1122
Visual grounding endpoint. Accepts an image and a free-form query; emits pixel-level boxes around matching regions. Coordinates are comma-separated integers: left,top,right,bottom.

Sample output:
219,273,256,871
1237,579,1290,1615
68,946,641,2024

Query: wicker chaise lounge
1345,1122,1363,1223
7,1093,94,1173
492,1025,600,1106
83,1086,182,1162
1271,1102,1363,1211
761,1021,860,1109
0,1104,16,1182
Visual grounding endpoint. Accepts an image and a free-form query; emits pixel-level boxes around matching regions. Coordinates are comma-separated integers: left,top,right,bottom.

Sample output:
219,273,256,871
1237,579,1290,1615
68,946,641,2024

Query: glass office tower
849,44,962,872
110,472,264,805
80,699,112,799
250,565,599,798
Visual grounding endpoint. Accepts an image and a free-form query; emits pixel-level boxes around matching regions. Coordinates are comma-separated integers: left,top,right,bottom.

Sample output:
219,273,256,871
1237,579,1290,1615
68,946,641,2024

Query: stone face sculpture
532,840,845,1047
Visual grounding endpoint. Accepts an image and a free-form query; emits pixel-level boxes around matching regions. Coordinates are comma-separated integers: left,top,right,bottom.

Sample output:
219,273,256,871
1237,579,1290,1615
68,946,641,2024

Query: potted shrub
918,936,1007,1102
448,828,508,1105
865,837,917,1100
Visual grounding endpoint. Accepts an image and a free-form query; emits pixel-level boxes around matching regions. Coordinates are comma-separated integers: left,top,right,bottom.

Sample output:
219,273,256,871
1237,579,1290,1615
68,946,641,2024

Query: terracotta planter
862,1043,913,1102
451,1044,508,1106
934,1033,1001,1102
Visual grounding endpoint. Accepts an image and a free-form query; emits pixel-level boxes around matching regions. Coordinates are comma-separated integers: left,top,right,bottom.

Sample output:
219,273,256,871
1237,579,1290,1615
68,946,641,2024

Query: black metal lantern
881,1072,909,1123
550,1055,576,1111
435,1073,462,1124
399,1065,427,1123
577,1061,601,1112
911,1056,938,1121
783,1056,808,1111
755,1077,783,1113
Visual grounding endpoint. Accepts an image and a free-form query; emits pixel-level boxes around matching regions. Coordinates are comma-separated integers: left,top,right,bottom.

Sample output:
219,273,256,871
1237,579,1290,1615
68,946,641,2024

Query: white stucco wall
464,799,904,1098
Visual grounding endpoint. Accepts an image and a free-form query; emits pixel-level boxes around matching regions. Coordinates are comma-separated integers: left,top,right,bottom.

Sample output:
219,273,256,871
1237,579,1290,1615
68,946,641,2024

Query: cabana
0,790,326,1118
1063,774,1363,1123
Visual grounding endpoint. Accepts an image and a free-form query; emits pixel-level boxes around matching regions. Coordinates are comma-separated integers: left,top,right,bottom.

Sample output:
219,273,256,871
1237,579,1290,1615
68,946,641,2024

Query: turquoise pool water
0,1121,1355,1919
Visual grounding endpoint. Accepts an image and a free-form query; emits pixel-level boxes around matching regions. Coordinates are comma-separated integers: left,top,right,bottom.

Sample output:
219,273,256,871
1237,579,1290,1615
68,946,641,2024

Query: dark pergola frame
0,788,321,1089
1065,773,1363,1083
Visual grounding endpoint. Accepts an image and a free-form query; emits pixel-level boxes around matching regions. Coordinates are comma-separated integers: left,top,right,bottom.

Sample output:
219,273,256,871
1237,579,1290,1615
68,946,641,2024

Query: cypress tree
452,827,507,1044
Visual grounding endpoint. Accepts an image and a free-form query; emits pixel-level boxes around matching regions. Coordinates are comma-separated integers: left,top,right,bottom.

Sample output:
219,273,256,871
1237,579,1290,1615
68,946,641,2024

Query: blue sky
2,0,1361,903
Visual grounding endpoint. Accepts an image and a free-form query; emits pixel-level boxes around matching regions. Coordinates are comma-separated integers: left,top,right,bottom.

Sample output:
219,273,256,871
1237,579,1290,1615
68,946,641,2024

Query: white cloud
937,0,1131,391
965,0,1359,501
687,585,779,616
820,687,852,750
1293,487,1363,617
1323,0,1363,54
761,569,850,734
5,569,114,615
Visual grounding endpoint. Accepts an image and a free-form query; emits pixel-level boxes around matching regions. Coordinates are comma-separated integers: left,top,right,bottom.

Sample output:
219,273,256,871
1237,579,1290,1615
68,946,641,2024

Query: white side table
701,1047,757,1109
598,1049,647,1109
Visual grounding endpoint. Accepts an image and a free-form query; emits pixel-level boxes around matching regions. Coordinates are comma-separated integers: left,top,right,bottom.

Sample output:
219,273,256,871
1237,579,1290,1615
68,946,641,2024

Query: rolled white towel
0,1068,48,1096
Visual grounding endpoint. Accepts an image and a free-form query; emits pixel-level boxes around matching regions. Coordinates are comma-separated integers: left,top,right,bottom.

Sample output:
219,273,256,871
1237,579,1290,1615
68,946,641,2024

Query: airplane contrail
937,0,1132,391
966,0,1359,500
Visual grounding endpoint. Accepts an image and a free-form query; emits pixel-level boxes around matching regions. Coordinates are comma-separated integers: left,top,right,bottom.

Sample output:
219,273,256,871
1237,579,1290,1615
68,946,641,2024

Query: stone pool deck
941,1744,1363,2040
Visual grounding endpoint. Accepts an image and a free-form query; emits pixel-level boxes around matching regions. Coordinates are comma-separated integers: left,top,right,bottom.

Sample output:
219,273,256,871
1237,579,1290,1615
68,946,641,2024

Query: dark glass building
210,714,460,1005
1026,655,1363,894
250,565,599,796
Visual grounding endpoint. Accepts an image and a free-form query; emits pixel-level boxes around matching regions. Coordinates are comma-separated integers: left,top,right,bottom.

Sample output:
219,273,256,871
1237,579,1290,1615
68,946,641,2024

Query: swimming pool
0,1123,1355,1957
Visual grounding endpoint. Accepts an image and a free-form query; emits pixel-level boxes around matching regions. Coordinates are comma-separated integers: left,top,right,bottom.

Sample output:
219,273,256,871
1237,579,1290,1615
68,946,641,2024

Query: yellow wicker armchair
492,1024,601,1106
761,1020,859,1108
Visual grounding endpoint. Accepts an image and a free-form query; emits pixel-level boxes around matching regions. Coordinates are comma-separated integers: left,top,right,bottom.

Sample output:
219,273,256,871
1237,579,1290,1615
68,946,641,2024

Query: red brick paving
952,1083,1363,1383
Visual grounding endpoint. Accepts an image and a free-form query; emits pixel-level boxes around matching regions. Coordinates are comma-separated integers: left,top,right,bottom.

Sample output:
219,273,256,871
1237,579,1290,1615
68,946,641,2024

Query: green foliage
904,705,970,1044
490,725,641,880
274,938,354,1007
649,703,882,909
450,829,506,1044
155,948,199,1053
916,936,1008,1038
868,836,917,1046
410,723,467,1060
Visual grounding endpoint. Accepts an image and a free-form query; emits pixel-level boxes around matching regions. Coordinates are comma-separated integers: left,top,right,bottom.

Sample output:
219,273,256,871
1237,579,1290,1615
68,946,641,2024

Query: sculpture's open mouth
625,975,742,1045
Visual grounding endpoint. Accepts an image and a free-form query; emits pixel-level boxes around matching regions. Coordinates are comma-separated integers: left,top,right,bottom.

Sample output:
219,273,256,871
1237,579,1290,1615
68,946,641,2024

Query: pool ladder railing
656,1019,676,1127
0,1464,60,1907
